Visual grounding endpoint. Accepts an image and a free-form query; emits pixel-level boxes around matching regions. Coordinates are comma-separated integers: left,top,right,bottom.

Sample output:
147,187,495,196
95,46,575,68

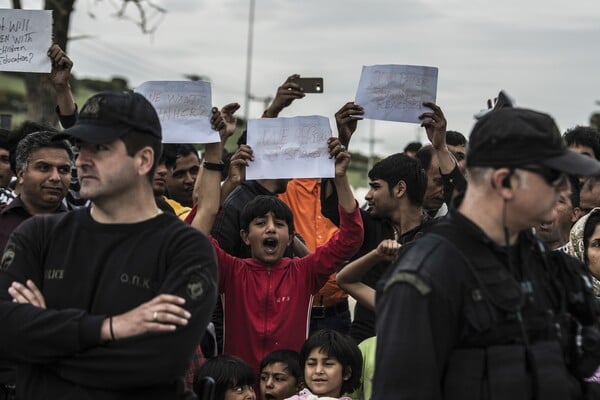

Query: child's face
260,362,299,400
304,349,350,398
241,212,293,266
224,384,256,400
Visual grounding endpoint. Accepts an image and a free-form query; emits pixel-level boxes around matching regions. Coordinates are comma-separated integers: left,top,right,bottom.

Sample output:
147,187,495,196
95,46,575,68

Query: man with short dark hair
403,141,422,158
152,147,177,215
324,151,428,342
0,130,73,397
321,103,439,343
445,130,467,173
0,91,218,399
0,131,72,251
564,125,600,160
166,143,201,208
375,107,600,400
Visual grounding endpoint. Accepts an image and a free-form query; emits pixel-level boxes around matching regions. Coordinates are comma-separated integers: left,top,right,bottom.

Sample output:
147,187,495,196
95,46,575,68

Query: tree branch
112,0,166,34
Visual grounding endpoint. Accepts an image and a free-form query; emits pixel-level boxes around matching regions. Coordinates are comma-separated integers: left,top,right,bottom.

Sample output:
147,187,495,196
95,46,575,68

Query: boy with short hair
260,349,302,400
193,136,363,375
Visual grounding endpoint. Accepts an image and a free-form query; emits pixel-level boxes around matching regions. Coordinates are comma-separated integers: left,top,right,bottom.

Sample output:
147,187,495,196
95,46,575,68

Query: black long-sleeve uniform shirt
0,209,218,399
373,208,600,400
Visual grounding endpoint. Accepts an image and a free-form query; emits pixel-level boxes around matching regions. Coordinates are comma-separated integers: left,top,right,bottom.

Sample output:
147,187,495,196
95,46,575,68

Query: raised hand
220,102,240,143
48,44,76,116
375,239,401,262
263,74,305,118
419,102,447,151
335,102,364,148
210,107,226,137
48,44,73,89
328,137,351,178
227,144,253,187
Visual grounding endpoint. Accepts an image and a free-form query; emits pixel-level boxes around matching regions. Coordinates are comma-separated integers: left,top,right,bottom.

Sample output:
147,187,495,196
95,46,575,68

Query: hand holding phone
292,77,324,94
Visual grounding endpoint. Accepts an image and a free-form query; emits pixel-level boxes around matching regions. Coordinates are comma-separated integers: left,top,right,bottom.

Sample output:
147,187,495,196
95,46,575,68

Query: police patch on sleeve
0,243,15,271
183,264,206,301
187,281,204,300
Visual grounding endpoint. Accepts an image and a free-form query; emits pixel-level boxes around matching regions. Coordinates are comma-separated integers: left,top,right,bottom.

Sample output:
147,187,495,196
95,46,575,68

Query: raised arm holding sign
355,64,438,123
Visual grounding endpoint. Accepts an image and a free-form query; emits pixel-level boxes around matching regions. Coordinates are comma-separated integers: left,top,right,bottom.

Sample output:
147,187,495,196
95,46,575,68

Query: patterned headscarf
567,207,600,297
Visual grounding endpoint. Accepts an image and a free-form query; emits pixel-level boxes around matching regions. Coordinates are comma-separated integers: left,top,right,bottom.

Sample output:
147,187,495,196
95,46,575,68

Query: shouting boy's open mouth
263,238,279,254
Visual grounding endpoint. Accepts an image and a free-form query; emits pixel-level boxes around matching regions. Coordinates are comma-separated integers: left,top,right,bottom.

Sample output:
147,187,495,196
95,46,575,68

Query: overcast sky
4,0,600,157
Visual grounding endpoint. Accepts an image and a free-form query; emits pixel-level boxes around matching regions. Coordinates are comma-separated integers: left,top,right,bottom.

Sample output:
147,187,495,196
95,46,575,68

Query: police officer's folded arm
52,233,218,389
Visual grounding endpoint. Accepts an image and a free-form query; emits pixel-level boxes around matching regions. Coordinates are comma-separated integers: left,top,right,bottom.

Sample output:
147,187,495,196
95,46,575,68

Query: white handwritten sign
135,80,218,143
246,116,334,180
355,64,438,123
0,9,52,73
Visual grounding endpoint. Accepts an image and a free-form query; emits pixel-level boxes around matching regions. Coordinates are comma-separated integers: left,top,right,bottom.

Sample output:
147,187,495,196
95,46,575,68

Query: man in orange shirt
279,177,350,333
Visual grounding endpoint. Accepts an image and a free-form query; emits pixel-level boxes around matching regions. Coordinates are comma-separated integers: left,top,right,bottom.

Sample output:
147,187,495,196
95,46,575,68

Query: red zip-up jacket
210,204,363,374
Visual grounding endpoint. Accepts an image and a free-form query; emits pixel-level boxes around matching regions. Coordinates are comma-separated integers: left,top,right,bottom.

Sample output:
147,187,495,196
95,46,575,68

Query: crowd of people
2,45,600,400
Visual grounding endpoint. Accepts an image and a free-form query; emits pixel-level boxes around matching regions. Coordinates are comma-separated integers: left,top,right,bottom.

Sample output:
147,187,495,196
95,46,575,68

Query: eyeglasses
517,165,567,187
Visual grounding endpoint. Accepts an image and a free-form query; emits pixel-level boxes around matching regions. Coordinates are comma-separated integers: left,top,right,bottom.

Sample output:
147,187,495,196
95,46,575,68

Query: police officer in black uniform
374,107,600,400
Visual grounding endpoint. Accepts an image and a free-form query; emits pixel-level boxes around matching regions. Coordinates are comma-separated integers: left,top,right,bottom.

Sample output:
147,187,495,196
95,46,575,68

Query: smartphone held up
291,77,324,94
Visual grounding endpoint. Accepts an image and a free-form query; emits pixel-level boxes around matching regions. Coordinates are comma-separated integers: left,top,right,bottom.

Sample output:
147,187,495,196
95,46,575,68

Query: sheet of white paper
135,80,218,143
0,9,52,73
355,64,438,123
246,116,334,180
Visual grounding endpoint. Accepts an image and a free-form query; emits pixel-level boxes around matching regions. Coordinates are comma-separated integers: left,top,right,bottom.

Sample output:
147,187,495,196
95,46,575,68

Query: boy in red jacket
192,135,363,375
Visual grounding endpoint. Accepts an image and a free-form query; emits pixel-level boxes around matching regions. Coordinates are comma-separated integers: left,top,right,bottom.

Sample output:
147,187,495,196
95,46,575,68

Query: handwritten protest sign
355,64,438,123
135,80,218,143
246,116,334,180
0,9,52,73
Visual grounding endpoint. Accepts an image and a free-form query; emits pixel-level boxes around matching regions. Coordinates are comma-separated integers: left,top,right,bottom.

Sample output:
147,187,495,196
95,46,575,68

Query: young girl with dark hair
285,330,362,400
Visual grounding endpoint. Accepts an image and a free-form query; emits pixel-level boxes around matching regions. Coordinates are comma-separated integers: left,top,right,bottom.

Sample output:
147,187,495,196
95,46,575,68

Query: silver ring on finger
340,145,347,151
153,311,158,323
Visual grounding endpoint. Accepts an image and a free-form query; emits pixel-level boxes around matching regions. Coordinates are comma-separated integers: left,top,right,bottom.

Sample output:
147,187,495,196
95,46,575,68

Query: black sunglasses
517,165,567,187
